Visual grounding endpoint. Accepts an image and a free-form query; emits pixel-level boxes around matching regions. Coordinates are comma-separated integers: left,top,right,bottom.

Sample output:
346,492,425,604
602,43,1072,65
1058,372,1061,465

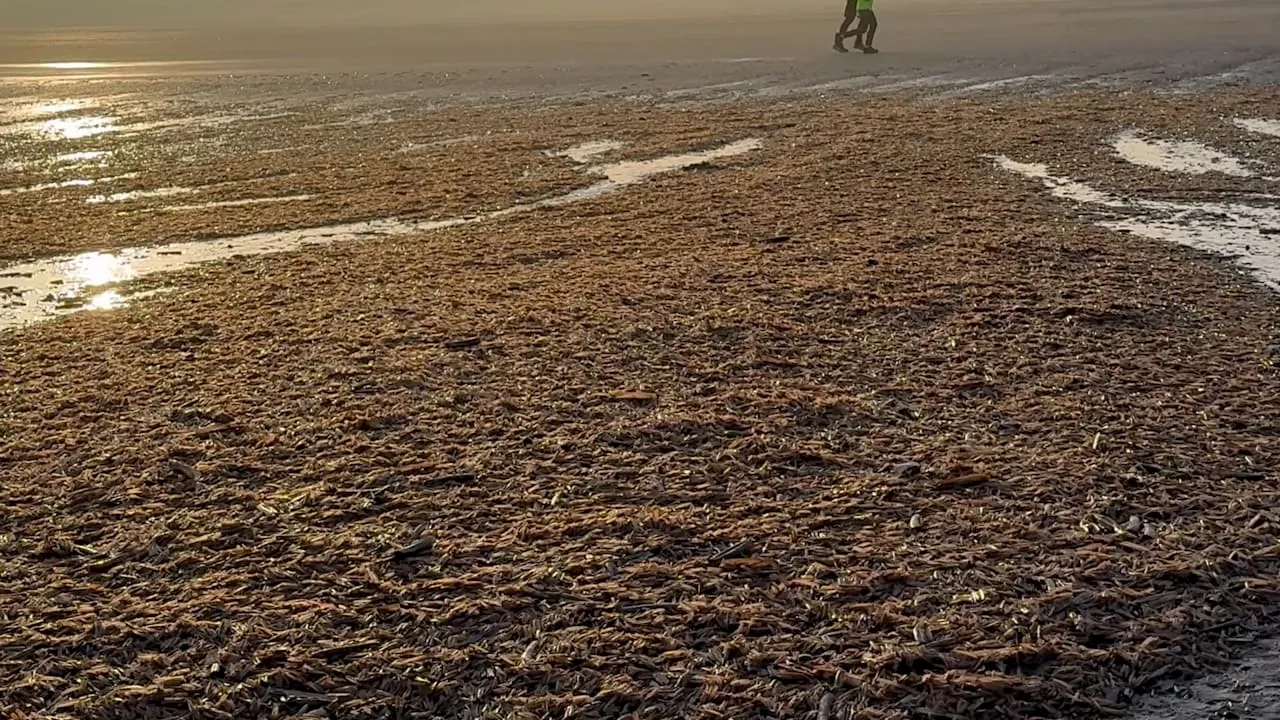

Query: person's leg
859,10,879,52
835,0,857,51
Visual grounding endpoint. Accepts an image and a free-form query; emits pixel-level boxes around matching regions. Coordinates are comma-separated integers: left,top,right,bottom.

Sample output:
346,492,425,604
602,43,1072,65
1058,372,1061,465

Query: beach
2,1,1280,717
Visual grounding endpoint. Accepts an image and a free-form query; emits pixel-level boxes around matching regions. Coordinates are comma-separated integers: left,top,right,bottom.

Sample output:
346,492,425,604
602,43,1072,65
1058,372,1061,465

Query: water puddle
1113,129,1260,177
86,187,195,205
35,116,119,140
0,96,119,139
991,157,1126,207
778,74,977,99
716,57,790,64
0,98,96,125
874,75,977,93
30,99,96,116
548,140,625,164
1235,118,1280,138
0,138,763,332
1130,639,1280,720
935,74,1063,99
1,111,298,141
805,76,889,93
993,155,1280,288
37,63,111,71
97,113,297,139
1,150,114,172
0,179,93,197
0,60,235,77
1167,59,1280,94
666,80,758,98
55,150,112,164
0,173,139,198
590,139,759,185
132,195,315,214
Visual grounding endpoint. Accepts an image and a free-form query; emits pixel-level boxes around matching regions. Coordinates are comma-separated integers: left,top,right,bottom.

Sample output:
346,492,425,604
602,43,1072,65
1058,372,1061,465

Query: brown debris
442,336,484,350
710,540,754,562
1,85,1280,720
390,537,436,560
165,460,202,483
609,390,659,404
936,473,991,490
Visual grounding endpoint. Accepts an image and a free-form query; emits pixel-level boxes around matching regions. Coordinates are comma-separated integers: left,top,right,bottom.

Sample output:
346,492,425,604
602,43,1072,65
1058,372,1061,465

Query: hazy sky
1,0,799,28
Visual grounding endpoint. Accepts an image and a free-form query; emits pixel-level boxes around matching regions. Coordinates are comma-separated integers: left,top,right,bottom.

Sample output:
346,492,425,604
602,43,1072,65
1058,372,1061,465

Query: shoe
833,33,849,52
862,46,879,54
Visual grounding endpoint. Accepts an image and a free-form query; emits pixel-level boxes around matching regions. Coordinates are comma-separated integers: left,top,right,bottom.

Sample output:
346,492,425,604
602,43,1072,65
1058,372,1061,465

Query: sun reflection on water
86,187,194,205
55,150,112,164
38,116,118,140
40,63,109,71
85,291,127,310
31,100,93,116
67,252,136,287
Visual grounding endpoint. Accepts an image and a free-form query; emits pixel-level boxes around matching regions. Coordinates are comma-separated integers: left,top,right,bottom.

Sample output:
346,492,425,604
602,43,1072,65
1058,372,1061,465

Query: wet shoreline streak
0,139,763,332
7,111,1279,333
993,122,1280,292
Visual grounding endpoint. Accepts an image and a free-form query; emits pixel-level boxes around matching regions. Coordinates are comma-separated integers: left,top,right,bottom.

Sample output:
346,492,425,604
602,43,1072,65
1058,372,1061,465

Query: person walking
834,0,879,54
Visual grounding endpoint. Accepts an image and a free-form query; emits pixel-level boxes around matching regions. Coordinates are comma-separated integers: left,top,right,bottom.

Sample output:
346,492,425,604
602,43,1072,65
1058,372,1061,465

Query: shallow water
0,105,300,142
2,150,115,173
0,174,138,198
549,140,625,164
1112,129,1260,177
1234,117,1280,138
54,150,112,164
993,117,1280,288
1130,639,1280,720
132,195,315,214
935,74,1066,100
0,138,763,332
991,157,1127,208
994,150,1280,288
85,187,195,204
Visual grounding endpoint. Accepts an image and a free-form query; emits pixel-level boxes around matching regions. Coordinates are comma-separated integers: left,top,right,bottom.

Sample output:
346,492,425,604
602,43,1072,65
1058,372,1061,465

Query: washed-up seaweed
1,85,1279,720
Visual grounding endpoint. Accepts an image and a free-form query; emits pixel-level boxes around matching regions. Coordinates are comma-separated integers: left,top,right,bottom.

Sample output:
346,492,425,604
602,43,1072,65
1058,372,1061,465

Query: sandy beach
2,1,1280,718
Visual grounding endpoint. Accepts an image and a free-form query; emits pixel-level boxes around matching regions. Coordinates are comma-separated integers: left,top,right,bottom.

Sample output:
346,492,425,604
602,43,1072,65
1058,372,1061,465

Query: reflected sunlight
32,100,94,116
86,291,126,311
54,151,112,164
69,253,136,287
38,116,118,140
86,187,194,204
40,63,109,71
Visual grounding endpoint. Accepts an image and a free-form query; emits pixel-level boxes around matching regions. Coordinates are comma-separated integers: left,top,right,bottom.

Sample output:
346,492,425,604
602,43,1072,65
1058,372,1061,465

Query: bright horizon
1,0,852,29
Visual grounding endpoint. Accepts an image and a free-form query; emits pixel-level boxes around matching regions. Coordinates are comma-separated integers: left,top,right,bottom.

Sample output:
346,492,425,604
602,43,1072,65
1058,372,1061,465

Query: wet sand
2,0,1278,90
